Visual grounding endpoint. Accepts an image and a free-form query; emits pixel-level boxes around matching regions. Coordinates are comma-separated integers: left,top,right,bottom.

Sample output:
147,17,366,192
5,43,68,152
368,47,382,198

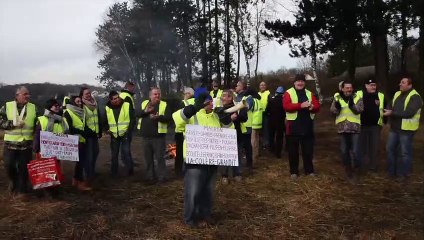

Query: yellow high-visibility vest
258,90,270,110
64,108,86,143
392,89,421,131
285,88,315,121
335,94,361,124
356,90,385,126
119,91,135,109
137,100,168,133
106,102,130,138
84,105,99,134
38,116,65,134
4,101,36,142
210,89,223,99
252,98,263,129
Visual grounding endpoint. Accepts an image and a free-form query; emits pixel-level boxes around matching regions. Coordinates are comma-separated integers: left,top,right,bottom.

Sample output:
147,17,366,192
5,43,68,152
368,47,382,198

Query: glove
194,92,210,112
334,101,341,111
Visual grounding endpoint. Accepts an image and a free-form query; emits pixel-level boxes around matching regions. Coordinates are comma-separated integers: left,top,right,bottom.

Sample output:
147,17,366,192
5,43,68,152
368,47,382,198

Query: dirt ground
0,105,423,239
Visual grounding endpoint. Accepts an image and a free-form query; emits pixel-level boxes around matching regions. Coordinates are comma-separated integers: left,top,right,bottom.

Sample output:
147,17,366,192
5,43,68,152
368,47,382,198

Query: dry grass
0,106,423,239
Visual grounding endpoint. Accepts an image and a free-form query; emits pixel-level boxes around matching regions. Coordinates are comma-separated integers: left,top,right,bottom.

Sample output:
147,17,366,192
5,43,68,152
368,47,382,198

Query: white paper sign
40,131,79,161
185,124,238,166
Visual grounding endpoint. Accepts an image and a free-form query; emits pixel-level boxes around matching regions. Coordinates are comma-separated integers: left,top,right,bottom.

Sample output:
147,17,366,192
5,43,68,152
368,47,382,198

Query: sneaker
221,177,229,185
290,174,298,180
234,176,242,182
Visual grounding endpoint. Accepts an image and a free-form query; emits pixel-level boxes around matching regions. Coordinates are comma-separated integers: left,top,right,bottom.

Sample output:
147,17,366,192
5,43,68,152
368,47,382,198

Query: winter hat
294,74,306,82
45,98,59,110
364,78,376,85
194,87,212,101
276,86,285,94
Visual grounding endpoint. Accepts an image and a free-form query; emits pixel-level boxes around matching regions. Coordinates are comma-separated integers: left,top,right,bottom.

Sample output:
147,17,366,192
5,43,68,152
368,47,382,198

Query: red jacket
283,89,320,135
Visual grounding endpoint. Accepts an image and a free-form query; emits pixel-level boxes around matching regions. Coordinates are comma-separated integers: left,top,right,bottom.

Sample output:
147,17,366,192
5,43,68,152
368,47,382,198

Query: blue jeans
386,130,415,177
184,165,217,225
110,135,132,176
85,137,99,178
340,133,361,168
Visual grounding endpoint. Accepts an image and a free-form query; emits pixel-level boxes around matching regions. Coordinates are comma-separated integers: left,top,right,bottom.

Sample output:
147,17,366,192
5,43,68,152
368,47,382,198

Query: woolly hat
276,86,285,94
45,98,59,110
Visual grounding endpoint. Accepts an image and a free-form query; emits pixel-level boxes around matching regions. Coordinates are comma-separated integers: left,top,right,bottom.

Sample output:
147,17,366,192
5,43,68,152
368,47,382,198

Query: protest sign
27,157,63,189
40,131,79,161
185,124,238,166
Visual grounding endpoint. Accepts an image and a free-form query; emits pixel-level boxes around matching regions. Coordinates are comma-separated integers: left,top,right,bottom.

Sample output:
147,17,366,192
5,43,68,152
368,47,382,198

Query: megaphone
224,99,249,113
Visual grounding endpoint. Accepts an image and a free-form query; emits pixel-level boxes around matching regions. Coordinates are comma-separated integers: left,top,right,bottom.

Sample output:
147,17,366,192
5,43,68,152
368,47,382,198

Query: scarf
65,104,85,120
82,97,97,111
12,101,27,126
43,109,69,133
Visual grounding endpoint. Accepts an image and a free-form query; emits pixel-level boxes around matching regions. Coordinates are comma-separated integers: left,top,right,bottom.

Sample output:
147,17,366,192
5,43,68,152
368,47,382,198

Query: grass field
0,106,423,239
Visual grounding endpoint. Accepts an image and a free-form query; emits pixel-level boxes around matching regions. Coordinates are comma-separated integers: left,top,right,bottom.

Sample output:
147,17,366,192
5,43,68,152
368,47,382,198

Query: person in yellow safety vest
0,86,37,195
174,89,233,228
104,91,134,177
119,81,137,171
383,75,423,180
258,81,271,149
33,98,69,198
284,74,320,180
248,89,263,165
234,80,255,174
356,78,388,172
214,89,248,184
173,87,195,176
63,96,92,191
62,96,70,109
137,87,171,183
330,81,364,184
210,80,223,109
80,87,102,180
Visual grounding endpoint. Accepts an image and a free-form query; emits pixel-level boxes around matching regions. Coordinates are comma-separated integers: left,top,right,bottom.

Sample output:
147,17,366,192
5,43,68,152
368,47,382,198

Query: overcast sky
0,0,295,86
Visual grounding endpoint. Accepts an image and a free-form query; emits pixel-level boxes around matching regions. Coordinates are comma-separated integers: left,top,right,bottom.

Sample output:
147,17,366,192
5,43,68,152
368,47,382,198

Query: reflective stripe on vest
285,88,315,121
356,90,385,126
4,102,36,142
64,109,86,143
252,98,263,129
392,89,421,131
335,94,361,124
119,92,135,109
137,100,168,133
84,105,99,134
258,90,270,109
38,116,65,134
106,102,130,138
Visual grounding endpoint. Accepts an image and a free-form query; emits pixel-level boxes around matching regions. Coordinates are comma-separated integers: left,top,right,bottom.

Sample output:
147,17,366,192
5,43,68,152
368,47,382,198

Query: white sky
0,0,295,86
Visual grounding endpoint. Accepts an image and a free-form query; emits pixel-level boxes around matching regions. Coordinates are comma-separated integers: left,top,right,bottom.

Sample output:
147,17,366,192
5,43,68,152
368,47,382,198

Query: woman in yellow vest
63,96,91,191
33,98,68,197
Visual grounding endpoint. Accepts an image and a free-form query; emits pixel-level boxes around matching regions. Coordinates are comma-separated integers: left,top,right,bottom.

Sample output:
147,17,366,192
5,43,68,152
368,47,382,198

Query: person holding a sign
63,96,92,191
175,89,233,228
0,86,37,196
33,98,69,197
137,87,172,183
283,74,320,180
104,91,134,177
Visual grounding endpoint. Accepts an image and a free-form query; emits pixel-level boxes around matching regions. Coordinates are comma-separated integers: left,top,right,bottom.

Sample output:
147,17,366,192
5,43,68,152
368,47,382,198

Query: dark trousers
126,128,134,167
286,135,314,175
85,137,99,178
174,132,184,175
243,133,253,169
340,133,361,169
184,165,217,225
360,125,381,171
74,143,87,181
3,147,32,193
110,135,132,176
268,120,285,158
142,137,167,181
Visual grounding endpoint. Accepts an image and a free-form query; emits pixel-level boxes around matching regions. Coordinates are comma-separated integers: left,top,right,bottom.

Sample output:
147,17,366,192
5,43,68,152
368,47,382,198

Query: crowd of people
0,73,422,228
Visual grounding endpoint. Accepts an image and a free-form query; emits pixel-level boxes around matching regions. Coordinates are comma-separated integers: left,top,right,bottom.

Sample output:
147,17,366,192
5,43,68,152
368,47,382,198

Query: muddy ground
0,106,423,239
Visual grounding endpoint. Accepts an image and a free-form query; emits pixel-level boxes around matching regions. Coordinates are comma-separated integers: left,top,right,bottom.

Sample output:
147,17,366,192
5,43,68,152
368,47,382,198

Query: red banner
27,157,63,189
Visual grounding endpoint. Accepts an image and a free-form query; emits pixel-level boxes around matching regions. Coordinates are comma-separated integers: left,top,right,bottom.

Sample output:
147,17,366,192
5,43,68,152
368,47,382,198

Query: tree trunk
208,0,213,86
214,0,222,85
239,8,251,81
235,0,240,82
309,34,323,102
347,40,357,83
418,11,424,96
224,0,231,88
400,0,408,73
254,0,261,83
